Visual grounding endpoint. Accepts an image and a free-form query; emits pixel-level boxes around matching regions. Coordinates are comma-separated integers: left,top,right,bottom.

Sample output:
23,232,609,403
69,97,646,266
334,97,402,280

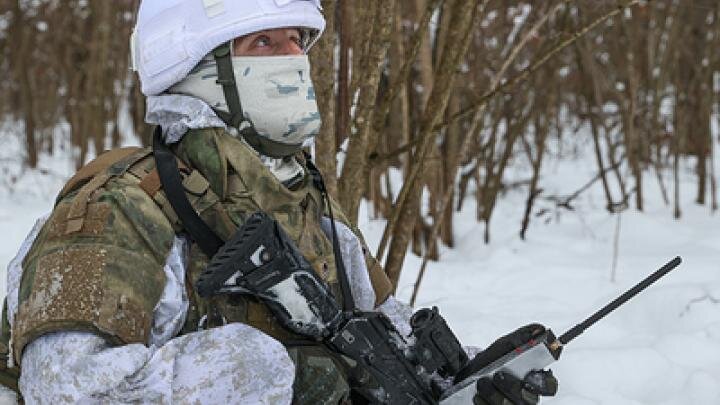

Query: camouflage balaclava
169,51,321,158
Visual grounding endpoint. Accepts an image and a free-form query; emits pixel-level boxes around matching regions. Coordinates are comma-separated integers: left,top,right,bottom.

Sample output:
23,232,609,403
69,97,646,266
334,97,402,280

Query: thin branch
434,0,650,133
376,0,481,264
542,156,626,211
409,1,565,305
372,0,650,168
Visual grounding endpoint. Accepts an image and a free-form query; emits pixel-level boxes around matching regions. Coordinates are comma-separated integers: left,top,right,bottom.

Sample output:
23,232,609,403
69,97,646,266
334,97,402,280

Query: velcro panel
45,202,112,240
139,170,162,197
13,245,154,363
203,0,226,17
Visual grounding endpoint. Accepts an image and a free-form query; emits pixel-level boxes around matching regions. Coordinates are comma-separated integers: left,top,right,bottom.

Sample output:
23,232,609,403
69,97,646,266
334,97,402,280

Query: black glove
469,324,558,405
474,369,557,405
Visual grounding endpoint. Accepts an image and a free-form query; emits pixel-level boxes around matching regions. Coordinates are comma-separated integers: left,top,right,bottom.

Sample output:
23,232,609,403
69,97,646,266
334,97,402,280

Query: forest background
0,0,719,303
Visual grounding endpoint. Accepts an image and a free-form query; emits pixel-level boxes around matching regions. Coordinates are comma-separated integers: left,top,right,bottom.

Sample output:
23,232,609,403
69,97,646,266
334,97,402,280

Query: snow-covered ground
375,138,720,405
1,123,719,404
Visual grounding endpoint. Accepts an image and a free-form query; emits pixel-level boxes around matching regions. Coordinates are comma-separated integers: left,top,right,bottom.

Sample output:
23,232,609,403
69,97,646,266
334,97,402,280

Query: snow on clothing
3,96,412,403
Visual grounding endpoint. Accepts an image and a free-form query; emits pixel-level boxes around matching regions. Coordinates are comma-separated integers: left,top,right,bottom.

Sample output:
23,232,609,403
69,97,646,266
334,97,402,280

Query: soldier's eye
255,36,271,48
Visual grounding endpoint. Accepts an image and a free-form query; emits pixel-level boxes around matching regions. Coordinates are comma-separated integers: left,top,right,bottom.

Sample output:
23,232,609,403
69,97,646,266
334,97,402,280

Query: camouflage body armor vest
4,127,393,403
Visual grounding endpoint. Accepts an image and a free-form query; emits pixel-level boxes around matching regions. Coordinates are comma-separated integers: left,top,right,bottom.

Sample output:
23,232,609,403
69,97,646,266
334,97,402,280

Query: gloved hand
474,369,557,405
468,324,558,405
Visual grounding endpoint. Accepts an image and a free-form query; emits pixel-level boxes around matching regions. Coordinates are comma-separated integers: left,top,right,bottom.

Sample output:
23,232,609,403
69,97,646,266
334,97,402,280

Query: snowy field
1,123,719,404
378,139,720,405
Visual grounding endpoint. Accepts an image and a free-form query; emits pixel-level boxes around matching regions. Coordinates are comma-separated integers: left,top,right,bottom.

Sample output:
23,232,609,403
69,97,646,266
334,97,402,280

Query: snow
2,121,720,404
267,274,328,336
0,122,75,297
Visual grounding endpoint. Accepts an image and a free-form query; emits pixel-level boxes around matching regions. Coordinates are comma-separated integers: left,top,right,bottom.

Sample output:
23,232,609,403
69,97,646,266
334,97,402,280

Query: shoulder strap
152,126,225,258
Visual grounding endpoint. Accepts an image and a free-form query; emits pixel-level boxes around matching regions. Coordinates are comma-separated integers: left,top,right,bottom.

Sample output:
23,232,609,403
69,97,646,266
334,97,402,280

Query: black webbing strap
152,126,224,258
212,42,245,128
304,152,356,311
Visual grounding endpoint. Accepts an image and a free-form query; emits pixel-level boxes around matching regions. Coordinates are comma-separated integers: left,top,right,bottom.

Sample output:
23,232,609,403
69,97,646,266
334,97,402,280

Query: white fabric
0,386,17,403
146,94,227,143
149,237,189,346
19,324,294,404
6,215,47,331
132,0,325,95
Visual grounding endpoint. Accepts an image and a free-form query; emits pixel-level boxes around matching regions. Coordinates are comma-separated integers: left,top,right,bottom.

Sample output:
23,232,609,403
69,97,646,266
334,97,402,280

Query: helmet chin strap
211,41,304,158
212,42,246,128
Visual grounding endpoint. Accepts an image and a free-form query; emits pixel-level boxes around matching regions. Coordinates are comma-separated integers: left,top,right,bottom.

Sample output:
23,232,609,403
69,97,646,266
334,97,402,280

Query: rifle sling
304,152,356,311
152,126,225,258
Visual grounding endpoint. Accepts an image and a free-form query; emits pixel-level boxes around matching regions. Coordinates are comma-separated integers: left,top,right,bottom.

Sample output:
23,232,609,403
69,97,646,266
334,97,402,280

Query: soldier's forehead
237,27,303,37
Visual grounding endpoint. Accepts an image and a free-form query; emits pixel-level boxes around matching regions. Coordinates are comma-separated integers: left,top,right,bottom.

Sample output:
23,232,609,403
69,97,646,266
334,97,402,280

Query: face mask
169,54,321,157
233,55,321,155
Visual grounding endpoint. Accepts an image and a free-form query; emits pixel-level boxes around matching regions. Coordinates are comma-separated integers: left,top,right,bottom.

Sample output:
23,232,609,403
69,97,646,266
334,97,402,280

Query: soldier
1,1,557,404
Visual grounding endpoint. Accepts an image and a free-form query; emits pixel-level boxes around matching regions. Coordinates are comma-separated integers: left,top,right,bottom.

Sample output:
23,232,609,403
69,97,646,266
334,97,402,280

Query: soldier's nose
279,40,304,56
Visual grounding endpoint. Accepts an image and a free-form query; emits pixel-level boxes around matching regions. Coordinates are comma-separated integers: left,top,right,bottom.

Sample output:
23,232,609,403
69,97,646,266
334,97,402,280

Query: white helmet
131,0,325,96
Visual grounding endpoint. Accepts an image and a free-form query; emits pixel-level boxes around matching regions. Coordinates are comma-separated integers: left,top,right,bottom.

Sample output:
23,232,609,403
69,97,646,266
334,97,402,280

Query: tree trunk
383,0,479,290
310,0,338,197
338,0,396,225
11,3,38,168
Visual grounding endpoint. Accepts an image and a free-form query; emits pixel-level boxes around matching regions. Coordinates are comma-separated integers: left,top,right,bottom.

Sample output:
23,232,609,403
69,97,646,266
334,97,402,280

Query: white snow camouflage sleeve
9,223,294,404
20,326,294,404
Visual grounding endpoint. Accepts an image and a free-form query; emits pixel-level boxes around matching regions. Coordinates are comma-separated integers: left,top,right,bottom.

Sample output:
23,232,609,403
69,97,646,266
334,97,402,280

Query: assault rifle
195,211,682,404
